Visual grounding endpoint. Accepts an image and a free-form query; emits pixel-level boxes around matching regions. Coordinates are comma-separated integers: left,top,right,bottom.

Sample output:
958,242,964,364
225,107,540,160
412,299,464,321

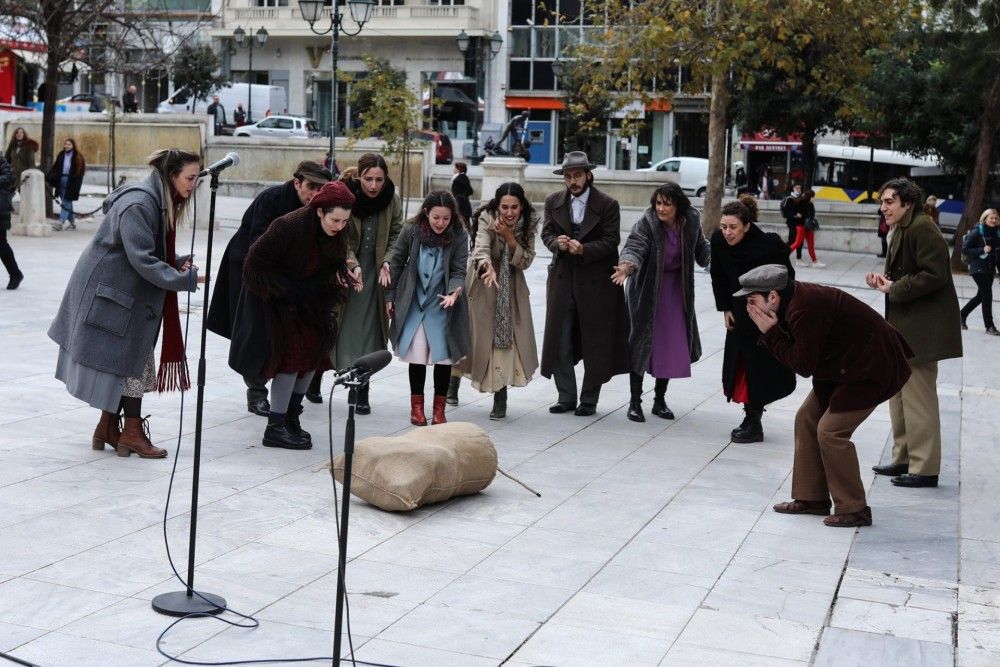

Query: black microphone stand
330,370,367,666
152,170,226,617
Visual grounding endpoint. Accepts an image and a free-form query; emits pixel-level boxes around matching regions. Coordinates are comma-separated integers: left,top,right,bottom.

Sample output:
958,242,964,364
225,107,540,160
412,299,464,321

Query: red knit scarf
156,223,190,392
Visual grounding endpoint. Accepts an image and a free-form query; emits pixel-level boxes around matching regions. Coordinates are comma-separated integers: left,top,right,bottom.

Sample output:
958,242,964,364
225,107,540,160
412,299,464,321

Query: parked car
233,115,322,139
412,130,453,165
638,156,710,197
56,93,121,113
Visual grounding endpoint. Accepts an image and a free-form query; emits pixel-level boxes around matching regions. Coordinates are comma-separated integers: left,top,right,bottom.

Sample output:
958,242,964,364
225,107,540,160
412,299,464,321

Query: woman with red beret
229,180,355,450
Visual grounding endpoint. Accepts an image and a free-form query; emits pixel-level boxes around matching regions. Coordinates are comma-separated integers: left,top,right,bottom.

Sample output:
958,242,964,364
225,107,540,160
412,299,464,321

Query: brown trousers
888,360,941,476
792,389,876,515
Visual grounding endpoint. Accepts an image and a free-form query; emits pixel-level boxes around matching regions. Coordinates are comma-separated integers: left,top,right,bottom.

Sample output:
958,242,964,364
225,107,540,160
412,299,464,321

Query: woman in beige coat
458,182,539,419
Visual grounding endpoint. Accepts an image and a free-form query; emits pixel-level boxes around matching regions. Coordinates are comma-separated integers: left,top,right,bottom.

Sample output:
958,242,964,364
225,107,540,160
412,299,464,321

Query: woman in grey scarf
456,182,539,420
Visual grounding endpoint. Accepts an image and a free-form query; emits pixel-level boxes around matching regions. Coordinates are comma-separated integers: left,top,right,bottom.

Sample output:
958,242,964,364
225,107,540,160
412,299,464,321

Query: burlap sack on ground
331,421,498,512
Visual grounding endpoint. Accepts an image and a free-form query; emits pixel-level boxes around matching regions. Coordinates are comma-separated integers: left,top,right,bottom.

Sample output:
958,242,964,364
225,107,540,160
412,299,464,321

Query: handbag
804,216,820,231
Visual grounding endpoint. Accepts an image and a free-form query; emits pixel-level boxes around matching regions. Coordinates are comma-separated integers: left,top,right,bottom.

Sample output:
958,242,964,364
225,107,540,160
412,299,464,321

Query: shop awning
7,48,46,67
740,130,802,152
505,96,565,111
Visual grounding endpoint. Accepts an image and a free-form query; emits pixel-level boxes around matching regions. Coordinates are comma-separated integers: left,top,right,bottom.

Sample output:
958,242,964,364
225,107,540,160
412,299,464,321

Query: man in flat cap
740,264,913,527
540,151,628,416
207,160,333,415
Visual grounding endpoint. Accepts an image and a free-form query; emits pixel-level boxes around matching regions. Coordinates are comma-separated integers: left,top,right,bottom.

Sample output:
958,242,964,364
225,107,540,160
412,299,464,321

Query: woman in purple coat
612,182,711,422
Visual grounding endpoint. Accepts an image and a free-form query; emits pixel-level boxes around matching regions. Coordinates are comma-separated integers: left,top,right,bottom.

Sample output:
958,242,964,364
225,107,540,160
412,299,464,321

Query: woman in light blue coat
386,190,469,426
49,149,201,459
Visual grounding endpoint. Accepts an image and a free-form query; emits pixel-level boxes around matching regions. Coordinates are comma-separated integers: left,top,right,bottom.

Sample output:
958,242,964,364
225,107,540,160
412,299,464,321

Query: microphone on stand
198,152,240,177
333,350,392,385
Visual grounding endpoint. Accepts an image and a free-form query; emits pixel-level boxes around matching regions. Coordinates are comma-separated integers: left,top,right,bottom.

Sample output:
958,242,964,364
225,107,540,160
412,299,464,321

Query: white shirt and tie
570,188,590,237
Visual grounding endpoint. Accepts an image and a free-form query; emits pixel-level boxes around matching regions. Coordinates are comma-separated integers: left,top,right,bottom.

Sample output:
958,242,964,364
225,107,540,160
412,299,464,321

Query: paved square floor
1,197,997,666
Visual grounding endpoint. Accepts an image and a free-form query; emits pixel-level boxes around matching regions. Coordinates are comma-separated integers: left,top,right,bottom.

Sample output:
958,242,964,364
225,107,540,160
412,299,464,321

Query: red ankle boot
410,395,428,426
431,395,447,425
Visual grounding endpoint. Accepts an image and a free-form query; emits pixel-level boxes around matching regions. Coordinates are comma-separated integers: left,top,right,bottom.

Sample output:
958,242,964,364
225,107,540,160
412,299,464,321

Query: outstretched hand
439,289,460,309
610,262,633,286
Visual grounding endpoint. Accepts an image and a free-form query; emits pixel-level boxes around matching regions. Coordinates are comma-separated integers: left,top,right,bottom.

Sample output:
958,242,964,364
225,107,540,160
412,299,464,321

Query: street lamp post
456,29,502,165
299,0,375,168
233,25,269,124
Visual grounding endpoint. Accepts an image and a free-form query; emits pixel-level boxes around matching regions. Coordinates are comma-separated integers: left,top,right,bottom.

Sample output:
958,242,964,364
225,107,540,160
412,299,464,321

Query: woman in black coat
0,154,23,289
229,181,354,450
710,199,796,442
960,208,1000,335
451,161,474,227
613,182,710,422
46,138,86,231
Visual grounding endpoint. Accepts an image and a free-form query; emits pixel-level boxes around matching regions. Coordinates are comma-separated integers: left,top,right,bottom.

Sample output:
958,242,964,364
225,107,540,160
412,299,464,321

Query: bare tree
0,0,212,209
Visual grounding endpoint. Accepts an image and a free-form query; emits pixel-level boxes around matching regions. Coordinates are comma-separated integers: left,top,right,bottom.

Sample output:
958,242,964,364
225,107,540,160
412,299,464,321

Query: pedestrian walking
48,149,201,459
876,210,889,258
788,189,824,268
306,153,402,410
122,85,139,113
455,182,539,420
4,127,38,190
959,208,1000,335
710,199,797,443
386,191,470,427
780,182,803,254
206,95,226,135
229,181,355,450
612,182,710,422
207,161,333,416
739,265,913,528
0,153,23,289
451,161,474,225
540,151,629,417
867,177,962,488
45,138,85,231
234,104,247,127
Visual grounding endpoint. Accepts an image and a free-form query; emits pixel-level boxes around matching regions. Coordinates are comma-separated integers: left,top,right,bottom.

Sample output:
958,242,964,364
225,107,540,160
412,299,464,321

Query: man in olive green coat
866,177,962,488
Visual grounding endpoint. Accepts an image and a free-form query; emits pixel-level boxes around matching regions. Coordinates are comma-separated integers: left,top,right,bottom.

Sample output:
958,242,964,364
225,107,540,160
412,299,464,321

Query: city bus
811,144,965,232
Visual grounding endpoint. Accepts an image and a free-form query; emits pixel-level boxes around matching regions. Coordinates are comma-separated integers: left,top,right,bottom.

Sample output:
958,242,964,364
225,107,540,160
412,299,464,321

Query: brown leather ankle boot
92,410,122,450
431,395,447,425
117,417,168,459
410,395,428,426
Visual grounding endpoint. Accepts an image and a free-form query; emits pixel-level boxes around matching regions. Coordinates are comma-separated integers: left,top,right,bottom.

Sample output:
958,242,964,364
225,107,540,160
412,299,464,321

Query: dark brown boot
431,395,447,425
92,410,122,451
410,395,428,426
117,417,168,459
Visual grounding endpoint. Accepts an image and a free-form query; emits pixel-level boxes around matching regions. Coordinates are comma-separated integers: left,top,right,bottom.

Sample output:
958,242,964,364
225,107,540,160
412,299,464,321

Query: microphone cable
151,178,399,667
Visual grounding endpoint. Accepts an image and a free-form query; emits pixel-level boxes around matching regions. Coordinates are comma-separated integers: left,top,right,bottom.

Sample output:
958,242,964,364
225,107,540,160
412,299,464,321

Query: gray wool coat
385,222,470,363
48,173,198,377
619,206,711,376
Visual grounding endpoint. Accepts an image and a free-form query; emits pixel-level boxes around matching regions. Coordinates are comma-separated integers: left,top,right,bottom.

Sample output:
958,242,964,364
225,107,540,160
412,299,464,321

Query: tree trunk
800,124,817,192
702,67,729,236
41,53,60,218
951,71,1000,271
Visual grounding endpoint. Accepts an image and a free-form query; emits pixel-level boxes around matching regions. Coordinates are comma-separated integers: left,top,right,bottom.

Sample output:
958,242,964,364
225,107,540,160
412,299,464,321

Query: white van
157,83,287,122
638,156,710,197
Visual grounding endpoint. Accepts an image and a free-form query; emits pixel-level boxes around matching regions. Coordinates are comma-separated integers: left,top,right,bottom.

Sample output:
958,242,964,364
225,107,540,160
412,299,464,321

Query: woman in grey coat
48,149,201,459
612,182,711,422
386,190,470,427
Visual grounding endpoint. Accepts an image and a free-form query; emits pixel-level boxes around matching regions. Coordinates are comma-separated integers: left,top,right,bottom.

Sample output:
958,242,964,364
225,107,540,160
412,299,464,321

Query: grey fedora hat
733,264,789,297
553,151,598,175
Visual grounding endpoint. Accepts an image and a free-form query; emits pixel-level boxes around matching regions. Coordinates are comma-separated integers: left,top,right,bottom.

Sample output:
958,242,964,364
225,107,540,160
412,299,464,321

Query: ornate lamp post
456,29,502,165
299,0,375,167
232,25,269,124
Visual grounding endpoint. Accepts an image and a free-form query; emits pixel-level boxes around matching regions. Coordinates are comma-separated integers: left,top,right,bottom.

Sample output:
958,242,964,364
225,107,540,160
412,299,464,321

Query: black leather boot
355,383,371,415
627,397,645,422
490,387,507,420
263,412,311,450
651,379,673,419
305,372,323,404
731,405,764,443
446,376,460,406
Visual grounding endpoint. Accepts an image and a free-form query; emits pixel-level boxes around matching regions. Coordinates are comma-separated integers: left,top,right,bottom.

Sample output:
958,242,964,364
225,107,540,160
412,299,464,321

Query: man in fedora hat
540,151,629,416
207,160,333,415
739,264,913,527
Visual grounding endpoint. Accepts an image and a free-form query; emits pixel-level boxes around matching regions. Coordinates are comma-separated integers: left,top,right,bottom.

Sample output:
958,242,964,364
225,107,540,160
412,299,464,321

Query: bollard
12,168,51,237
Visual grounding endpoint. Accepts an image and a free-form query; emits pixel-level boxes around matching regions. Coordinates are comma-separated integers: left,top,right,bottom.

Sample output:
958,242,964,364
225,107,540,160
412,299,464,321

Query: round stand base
151,590,226,617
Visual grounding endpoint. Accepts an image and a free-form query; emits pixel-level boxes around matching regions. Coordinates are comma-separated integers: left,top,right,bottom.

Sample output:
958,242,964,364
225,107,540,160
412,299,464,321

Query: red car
412,130,453,165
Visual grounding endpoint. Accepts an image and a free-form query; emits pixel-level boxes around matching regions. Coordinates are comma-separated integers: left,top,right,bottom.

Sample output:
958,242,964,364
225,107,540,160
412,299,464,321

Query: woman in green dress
306,153,402,413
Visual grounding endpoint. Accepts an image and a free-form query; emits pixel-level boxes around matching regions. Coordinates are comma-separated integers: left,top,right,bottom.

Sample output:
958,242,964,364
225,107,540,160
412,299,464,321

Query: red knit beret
309,180,356,210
